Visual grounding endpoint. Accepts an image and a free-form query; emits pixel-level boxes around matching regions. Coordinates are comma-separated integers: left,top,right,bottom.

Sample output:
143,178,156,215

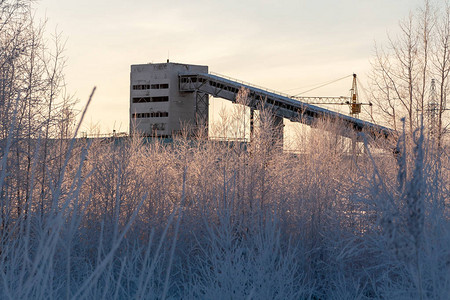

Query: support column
195,91,209,138
273,115,284,148
250,107,255,142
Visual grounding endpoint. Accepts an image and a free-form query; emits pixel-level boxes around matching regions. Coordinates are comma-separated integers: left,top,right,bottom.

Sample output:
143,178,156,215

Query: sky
35,0,424,134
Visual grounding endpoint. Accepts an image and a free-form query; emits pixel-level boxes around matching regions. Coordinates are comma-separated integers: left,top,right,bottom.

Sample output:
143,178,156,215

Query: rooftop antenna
167,50,170,63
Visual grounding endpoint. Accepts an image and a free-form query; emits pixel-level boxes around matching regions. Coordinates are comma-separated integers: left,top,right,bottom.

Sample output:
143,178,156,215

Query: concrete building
130,62,208,137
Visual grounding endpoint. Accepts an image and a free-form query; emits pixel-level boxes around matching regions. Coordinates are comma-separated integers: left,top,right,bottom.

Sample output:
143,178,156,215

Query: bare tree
371,0,449,147
431,1,450,147
370,1,437,135
0,1,76,221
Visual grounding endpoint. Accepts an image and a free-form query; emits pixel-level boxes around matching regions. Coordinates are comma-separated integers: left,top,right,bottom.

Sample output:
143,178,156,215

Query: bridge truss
179,72,394,142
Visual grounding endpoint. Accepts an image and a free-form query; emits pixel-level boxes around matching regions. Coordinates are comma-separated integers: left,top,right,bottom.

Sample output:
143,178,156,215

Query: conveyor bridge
179,72,394,141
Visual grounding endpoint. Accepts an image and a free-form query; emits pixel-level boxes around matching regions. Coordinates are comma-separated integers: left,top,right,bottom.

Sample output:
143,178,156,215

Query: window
149,112,169,118
151,96,169,102
132,96,169,103
132,84,150,90
132,97,151,103
152,123,165,130
150,83,169,89
131,112,169,118
132,83,168,90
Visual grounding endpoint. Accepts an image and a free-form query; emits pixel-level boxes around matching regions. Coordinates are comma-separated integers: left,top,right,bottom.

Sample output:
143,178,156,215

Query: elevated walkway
179,72,394,141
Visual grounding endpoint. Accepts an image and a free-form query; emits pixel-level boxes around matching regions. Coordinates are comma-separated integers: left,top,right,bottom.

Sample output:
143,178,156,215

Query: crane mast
290,73,369,119
350,73,361,117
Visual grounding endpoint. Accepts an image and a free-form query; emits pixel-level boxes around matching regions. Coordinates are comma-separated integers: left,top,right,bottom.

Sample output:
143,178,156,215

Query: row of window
180,77,206,84
209,81,240,93
266,97,298,111
180,77,240,93
132,112,169,118
132,96,169,103
132,83,169,90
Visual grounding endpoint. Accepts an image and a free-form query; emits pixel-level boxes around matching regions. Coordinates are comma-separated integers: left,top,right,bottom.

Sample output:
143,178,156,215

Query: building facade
130,62,208,137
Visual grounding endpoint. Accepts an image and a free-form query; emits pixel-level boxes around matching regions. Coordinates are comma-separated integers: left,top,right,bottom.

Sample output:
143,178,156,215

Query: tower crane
290,74,372,119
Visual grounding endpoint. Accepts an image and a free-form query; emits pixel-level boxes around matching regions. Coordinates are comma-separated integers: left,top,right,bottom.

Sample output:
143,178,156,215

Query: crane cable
291,74,353,96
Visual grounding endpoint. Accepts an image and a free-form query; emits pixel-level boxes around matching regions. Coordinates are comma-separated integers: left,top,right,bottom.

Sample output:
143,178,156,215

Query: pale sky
35,0,424,134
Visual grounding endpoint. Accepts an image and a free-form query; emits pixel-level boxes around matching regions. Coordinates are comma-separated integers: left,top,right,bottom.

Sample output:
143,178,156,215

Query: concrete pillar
273,115,284,147
250,107,255,141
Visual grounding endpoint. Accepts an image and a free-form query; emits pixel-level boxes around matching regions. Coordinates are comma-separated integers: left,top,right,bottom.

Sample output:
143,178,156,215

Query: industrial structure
130,62,208,137
130,62,394,142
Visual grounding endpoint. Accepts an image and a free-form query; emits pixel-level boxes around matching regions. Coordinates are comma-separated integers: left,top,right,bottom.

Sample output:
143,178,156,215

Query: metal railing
80,132,128,139
209,71,296,100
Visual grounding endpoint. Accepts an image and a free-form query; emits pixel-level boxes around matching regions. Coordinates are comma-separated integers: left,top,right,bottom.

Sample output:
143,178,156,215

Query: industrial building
130,62,208,137
130,62,394,142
